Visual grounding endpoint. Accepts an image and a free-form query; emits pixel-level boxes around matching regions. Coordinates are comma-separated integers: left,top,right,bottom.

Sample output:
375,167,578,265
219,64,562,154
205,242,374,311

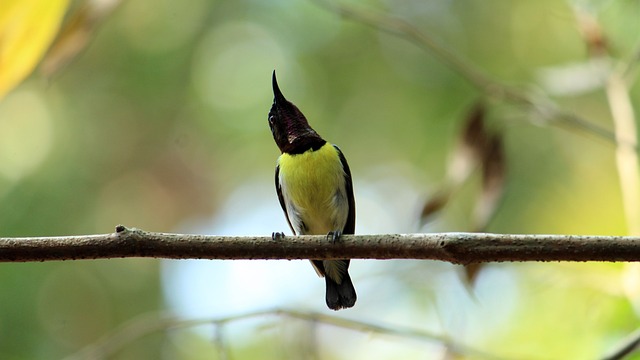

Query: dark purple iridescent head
268,71,325,154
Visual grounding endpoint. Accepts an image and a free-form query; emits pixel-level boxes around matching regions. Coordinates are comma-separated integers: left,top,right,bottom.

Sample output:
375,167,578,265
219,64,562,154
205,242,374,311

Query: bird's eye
268,115,275,132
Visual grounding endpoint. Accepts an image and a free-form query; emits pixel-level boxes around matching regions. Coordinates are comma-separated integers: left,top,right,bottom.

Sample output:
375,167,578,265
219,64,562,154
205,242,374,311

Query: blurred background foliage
1,0,640,359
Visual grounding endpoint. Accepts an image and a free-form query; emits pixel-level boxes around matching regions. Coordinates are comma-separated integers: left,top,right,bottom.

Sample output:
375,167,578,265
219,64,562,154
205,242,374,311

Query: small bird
268,71,357,310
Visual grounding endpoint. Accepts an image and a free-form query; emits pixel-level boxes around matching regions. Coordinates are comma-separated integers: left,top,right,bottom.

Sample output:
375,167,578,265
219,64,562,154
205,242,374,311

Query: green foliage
0,0,639,358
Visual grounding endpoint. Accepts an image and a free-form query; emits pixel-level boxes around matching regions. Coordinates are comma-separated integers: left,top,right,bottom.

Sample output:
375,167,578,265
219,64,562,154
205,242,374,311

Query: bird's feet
326,230,342,244
272,232,285,240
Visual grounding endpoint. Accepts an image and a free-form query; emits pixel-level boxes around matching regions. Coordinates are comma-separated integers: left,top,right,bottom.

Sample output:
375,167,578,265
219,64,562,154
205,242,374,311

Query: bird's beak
272,70,287,104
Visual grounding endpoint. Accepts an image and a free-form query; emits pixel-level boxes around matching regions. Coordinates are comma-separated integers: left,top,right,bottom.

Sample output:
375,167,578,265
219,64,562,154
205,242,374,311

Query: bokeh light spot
0,89,53,181
191,22,286,115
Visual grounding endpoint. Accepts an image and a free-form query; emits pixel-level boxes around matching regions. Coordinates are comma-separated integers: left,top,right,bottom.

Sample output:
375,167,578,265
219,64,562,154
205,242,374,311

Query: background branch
66,308,503,360
603,327,640,360
313,0,625,147
2,225,640,263
606,55,640,236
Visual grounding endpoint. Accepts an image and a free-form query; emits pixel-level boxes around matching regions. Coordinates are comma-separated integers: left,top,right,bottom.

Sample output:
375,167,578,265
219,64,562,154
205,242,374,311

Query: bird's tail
325,263,357,310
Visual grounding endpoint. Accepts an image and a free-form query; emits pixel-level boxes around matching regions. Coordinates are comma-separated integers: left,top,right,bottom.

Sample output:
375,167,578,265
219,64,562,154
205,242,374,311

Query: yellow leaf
0,0,70,100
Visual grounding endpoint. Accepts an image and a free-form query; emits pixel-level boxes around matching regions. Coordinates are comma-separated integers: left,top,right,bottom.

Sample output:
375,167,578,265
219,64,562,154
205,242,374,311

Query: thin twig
606,62,640,236
3,225,640,263
66,308,504,360
213,322,229,360
602,327,640,360
312,0,624,147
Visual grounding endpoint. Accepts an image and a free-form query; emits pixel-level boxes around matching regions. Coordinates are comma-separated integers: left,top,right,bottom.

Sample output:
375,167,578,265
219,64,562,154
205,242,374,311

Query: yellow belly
278,143,348,235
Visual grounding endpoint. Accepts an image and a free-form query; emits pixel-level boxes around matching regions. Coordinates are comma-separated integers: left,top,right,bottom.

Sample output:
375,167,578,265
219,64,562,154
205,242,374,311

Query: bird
268,71,357,310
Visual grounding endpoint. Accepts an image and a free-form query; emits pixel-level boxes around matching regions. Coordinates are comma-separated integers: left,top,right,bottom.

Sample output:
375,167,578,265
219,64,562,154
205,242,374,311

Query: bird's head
268,71,324,154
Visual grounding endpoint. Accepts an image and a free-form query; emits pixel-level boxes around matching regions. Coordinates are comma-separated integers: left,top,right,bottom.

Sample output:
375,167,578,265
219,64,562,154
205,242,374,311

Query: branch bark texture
0,225,639,263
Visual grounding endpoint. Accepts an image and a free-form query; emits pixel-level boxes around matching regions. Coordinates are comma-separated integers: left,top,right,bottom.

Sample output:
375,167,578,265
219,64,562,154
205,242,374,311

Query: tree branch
312,0,626,148
66,308,503,360
1,225,640,263
602,327,640,360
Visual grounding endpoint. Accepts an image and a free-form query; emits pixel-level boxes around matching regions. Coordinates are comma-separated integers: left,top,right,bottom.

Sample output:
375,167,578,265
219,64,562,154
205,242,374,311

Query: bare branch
313,0,625,147
602,327,640,360
606,61,640,237
1,225,640,263
66,308,504,360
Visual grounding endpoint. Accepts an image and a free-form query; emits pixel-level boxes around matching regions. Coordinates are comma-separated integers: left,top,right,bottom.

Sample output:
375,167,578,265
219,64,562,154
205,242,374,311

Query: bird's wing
275,163,296,235
334,145,356,234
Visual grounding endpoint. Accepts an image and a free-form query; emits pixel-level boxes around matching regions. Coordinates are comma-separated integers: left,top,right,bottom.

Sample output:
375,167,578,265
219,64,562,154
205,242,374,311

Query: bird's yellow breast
278,143,348,235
